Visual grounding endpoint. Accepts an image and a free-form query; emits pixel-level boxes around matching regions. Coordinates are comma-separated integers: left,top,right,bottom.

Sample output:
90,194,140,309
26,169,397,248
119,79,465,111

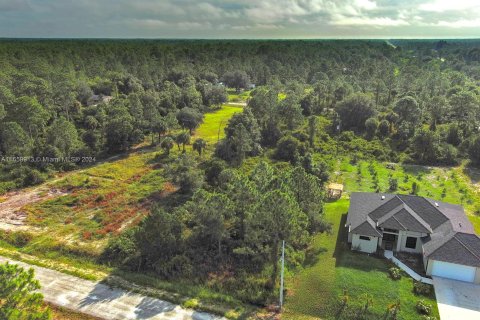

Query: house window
359,236,370,241
405,237,417,249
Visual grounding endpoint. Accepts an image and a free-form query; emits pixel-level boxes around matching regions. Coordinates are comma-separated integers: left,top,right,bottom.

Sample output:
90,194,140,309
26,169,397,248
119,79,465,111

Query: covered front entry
382,233,397,251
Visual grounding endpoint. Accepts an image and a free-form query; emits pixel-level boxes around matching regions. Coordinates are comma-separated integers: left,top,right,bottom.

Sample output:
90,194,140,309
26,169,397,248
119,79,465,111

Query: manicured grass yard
284,199,439,320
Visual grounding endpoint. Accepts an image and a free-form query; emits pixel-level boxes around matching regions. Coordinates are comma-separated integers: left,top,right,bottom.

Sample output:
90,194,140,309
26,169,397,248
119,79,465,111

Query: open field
284,199,439,320
0,104,244,254
0,104,249,318
194,104,243,144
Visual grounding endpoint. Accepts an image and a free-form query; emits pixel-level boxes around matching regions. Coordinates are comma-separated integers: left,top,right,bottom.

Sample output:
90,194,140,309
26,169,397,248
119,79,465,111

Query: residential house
346,192,480,283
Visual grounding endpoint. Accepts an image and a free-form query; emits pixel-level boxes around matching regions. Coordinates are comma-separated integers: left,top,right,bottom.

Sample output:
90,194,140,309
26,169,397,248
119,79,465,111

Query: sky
1,0,479,39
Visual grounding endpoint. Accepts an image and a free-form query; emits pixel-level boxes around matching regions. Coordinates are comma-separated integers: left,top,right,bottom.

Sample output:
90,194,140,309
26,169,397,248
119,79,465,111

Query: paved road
0,256,224,320
433,276,480,320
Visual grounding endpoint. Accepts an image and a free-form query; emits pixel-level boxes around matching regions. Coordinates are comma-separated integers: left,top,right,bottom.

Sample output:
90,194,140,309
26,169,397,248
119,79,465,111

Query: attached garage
430,260,476,283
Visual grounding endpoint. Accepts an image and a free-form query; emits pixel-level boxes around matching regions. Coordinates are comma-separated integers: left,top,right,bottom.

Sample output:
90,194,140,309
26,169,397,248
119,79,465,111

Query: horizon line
0,36,480,41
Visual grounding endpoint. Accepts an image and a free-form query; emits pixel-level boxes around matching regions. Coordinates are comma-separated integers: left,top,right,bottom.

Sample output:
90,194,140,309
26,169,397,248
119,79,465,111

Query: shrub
0,231,33,247
389,177,398,191
411,181,420,195
414,281,433,296
183,298,199,309
389,267,402,280
416,300,432,315
421,316,438,320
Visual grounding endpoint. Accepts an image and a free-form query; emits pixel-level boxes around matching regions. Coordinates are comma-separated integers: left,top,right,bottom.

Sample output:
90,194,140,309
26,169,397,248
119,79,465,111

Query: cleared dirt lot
0,186,67,230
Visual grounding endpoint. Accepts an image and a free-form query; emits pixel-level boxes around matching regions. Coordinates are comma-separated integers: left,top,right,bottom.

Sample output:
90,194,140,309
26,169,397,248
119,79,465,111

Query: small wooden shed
327,183,344,199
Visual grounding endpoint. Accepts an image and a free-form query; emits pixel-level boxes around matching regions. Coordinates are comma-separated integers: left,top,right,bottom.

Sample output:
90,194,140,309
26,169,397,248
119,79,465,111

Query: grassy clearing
284,200,439,320
227,89,251,102
194,104,243,144
16,150,165,256
0,105,250,318
4,104,246,257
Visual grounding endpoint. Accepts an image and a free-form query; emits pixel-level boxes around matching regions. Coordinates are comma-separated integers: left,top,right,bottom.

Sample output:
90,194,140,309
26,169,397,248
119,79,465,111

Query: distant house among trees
87,94,113,106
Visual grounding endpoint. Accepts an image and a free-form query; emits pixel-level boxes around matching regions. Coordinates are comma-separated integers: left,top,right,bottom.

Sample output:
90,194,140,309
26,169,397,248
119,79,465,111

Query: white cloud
355,0,376,10
128,19,166,29
0,0,480,38
434,19,480,28
419,0,480,12
331,16,409,27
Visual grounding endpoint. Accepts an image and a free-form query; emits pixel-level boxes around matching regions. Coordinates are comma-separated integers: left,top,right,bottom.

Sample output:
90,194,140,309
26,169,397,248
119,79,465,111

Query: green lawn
284,199,439,320
194,104,243,144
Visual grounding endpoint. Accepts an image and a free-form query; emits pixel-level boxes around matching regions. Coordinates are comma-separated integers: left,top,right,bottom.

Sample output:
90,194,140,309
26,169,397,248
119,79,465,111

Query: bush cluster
388,267,402,280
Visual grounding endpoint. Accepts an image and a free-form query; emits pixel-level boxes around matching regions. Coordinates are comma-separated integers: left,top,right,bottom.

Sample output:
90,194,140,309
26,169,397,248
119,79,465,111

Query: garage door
431,260,476,283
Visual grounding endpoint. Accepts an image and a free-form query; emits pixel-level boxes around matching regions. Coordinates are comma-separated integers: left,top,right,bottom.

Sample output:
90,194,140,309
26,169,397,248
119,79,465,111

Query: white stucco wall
351,234,378,253
396,230,424,253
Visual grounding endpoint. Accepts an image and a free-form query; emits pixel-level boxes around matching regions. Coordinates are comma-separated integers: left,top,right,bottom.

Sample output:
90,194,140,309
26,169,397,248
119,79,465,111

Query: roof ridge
392,215,407,230
398,206,432,233
376,204,404,224
399,194,450,229
421,196,450,222
453,233,480,262
427,232,455,259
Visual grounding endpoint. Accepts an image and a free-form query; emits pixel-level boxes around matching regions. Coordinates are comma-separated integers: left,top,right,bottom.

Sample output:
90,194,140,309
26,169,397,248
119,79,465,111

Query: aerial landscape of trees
0,39,480,315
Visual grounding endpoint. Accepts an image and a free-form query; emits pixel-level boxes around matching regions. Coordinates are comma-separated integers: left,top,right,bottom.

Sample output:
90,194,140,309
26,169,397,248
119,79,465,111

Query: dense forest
1,39,480,307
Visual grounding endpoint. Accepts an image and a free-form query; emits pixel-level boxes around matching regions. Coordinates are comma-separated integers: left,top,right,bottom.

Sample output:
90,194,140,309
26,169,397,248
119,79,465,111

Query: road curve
0,256,225,320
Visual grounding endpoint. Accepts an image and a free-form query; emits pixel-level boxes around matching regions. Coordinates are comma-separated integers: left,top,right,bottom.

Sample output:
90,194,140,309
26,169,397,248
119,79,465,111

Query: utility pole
279,240,285,310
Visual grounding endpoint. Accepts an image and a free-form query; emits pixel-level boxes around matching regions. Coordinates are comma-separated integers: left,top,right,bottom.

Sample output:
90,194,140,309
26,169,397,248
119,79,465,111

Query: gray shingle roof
397,195,449,229
393,208,432,234
347,192,480,266
351,220,382,237
427,233,480,267
379,215,406,231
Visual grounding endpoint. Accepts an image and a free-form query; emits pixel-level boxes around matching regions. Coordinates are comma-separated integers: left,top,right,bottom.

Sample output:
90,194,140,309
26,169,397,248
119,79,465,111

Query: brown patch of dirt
0,187,68,230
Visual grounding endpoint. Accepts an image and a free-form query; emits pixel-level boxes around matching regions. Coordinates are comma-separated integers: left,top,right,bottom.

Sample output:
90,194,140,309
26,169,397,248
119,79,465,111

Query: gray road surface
0,256,225,320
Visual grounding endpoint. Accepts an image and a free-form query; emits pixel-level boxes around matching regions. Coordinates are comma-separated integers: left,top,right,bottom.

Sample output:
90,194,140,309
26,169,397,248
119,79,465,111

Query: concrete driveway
433,276,480,320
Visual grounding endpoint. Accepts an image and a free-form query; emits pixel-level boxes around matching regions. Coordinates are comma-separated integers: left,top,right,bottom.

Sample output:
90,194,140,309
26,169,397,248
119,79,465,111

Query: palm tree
193,138,207,156
160,136,174,155
175,132,191,153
